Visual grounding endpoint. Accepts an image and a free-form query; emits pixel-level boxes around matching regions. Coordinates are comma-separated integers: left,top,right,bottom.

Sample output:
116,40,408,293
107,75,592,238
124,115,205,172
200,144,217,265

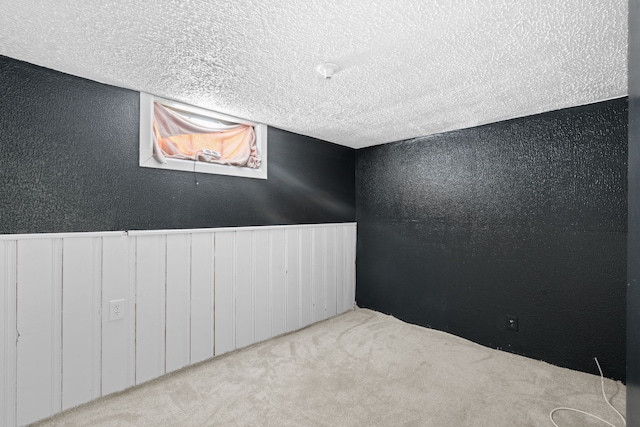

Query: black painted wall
356,99,628,381
0,56,355,234
1,51,630,387
628,0,640,421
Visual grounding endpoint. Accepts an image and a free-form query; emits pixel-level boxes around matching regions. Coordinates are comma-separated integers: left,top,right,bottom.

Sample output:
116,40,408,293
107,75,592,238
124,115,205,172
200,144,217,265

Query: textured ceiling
0,0,628,149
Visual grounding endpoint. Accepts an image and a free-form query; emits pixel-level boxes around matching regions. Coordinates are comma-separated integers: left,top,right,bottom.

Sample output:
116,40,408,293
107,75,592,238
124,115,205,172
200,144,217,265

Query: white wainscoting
0,223,356,426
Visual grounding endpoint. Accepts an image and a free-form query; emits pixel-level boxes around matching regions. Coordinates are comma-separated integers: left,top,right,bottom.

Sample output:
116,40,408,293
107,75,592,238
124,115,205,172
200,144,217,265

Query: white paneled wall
61,237,101,411
101,235,136,396
16,239,62,426
0,223,356,426
0,241,17,427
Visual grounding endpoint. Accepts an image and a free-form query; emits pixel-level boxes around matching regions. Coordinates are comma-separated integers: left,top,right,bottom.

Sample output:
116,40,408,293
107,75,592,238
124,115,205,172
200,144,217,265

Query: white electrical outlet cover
109,299,126,321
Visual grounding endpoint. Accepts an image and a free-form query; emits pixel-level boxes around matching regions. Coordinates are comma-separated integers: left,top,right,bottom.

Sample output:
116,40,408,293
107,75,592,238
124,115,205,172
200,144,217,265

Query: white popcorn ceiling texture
0,0,628,149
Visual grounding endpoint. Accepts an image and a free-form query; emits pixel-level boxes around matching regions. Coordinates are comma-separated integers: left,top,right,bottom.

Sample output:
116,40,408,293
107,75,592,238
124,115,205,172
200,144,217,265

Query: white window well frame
139,92,268,179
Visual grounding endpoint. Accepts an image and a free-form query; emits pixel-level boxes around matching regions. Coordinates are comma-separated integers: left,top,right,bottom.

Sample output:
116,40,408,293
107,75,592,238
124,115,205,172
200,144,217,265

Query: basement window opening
139,93,267,179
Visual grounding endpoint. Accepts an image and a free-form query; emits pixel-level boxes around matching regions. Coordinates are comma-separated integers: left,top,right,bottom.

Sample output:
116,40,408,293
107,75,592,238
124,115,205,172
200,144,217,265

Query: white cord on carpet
549,357,626,427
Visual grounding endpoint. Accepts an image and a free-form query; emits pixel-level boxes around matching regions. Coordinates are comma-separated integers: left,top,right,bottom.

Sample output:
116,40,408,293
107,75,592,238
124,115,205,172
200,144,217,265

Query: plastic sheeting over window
139,93,267,179
152,102,261,169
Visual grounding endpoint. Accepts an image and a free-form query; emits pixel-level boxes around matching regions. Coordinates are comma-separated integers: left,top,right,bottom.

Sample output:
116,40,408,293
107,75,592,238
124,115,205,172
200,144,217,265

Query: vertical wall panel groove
61,237,102,411
283,232,288,332
345,225,354,311
16,239,57,426
235,231,253,350
190,233,214,363
311,229,316,321
135,235,167,385
268,232,273,338
127,237,137,387
0,241,16,427
335,227,345,314
214,232,235,355
299,228,313,327
0,241,6,426
325,227,337,318
232,233,237,351
323,228,328,315
94,238,103,399
165,234,191,373
52,239,62,416
254,230,270,343
344,226,352,312
297,231,302,329
251,232,256,343
101,236,134,396
270,230,286,337
312,228,326,322
210,234,215,357
285,230,299,332
350,225,357,308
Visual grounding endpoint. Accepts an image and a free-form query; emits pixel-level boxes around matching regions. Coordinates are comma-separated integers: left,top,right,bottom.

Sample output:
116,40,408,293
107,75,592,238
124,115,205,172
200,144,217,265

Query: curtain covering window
152,102,261,169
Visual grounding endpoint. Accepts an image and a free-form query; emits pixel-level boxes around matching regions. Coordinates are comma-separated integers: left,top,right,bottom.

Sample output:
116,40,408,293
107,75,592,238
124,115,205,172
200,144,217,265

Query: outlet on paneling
109,299,125,321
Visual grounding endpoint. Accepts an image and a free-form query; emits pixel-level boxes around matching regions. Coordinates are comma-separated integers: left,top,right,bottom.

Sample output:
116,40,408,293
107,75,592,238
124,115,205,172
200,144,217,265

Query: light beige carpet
32,308,626,427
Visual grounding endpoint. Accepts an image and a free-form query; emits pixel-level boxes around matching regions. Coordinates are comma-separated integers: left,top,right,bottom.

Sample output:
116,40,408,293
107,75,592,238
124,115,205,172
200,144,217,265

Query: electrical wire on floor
549,357,626,427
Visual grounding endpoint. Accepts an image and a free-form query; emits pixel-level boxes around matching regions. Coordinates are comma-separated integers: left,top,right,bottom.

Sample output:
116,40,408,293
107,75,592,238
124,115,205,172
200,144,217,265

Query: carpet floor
31,308,626,427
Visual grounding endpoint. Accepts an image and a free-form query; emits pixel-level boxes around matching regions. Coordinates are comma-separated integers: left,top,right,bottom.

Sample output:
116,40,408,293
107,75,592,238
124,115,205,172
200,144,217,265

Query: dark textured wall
628,0,640,420
0,56,355,234
356,99,628,381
